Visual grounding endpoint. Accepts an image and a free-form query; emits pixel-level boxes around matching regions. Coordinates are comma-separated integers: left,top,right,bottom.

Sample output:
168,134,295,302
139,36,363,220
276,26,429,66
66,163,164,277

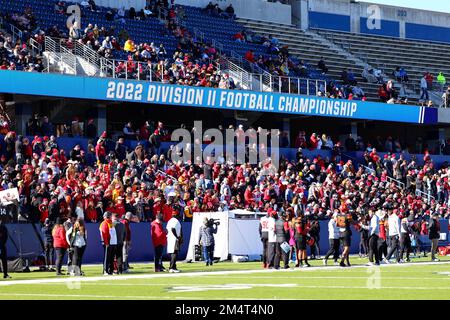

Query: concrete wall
175,0,292,24
305,0,450,43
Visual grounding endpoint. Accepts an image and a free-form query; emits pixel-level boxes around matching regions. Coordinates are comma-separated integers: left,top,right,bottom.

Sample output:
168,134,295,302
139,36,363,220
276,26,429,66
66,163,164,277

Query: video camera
207,218,220,227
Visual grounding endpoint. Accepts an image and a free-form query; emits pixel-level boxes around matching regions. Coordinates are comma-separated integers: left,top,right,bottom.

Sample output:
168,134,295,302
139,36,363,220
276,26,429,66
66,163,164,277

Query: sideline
1,261,449,286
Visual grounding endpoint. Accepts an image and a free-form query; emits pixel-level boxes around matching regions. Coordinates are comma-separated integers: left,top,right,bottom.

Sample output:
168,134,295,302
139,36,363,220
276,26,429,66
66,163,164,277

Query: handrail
44,37,77,75
157,169,177,182
29,37,42,56
415,189,435,204
9,24,23,42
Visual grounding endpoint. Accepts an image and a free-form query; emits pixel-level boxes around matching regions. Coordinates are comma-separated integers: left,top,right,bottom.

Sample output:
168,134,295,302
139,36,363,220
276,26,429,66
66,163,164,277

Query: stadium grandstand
0,0,449,302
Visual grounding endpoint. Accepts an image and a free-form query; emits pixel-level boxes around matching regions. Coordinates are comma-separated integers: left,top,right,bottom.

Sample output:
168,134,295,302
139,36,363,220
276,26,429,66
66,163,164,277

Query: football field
1,256,450,300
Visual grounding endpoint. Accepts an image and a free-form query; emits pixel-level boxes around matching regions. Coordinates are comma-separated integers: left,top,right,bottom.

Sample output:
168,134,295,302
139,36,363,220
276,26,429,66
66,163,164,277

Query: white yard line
1,261,449,286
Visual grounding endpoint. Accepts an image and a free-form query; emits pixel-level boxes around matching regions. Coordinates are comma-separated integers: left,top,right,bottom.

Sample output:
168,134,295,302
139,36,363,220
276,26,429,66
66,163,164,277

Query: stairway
236,18,405,102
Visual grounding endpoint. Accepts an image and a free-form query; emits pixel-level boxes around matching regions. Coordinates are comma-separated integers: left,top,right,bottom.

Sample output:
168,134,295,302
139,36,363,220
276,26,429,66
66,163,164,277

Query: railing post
297,78,300,95
307,79,310,96
125,61,128,80
113,60,116,79
278,77,281,93
138,62,140,81
260,74,262,92
315,80,318,95
288,77,291,94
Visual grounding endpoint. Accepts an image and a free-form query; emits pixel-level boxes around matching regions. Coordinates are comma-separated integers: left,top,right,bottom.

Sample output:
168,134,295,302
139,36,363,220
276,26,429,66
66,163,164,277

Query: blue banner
0,70,430,124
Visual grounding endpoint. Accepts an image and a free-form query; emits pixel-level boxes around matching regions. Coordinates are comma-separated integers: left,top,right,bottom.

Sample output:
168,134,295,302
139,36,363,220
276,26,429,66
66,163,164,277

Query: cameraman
199,217,218,266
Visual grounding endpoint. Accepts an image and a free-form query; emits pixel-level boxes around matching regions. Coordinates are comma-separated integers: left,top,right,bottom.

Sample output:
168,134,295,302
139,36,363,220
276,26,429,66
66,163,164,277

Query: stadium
0,0,450,304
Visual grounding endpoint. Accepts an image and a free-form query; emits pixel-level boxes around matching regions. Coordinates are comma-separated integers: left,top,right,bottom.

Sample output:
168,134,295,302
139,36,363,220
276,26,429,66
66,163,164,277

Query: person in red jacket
151,213,167,272
100,211,117,275
52,217,69,275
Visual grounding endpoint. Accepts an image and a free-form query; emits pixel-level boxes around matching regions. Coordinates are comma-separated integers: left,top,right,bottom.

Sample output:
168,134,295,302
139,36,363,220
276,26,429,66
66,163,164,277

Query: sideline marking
1,261,449,286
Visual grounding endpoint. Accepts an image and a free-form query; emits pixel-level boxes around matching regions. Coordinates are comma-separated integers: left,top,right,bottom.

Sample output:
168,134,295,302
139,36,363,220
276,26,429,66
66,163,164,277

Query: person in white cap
166,211,182,273
323,210,340,266
385,209,401,263
367,209,381,266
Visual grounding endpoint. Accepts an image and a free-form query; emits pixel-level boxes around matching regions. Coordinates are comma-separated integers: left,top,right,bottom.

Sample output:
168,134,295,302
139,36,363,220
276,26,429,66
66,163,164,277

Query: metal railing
416,189,435,204
219,56,325,95
29,37,42,56
44,37,77,75
99,58,154,81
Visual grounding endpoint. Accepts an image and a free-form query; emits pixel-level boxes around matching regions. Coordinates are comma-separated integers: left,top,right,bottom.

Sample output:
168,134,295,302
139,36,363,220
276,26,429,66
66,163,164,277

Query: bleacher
0,0,180,60
237,18,384,102
180,5,328,82
314,29,450,93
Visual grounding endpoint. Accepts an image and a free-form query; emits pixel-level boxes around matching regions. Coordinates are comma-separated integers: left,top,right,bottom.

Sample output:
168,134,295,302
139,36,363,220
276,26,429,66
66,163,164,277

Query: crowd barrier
4,220,448,265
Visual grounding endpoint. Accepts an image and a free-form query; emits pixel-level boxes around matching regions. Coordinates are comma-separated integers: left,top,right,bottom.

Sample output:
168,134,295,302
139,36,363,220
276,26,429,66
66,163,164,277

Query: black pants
310,236,320,258
274,242,289,269
368,234,380,263
170,250,178,270
72,246,86,275
67,247,73,268
103,245,116,274
55,247,67,274
324,239,340,262
261,238,268,265
386,235,400,261
400,234,411,261
115,243,124,273
44,243,54,268
359,237,369,255
0,245,7,277
267,242,276,268
154,245,164,270
378,239,387,259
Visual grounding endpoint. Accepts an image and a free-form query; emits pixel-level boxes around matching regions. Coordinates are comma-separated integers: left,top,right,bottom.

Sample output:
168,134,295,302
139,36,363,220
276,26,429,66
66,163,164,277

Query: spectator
52,217,69,276
66,218,87,276
437,72,446,92
420,74,429,101
317,57,328,75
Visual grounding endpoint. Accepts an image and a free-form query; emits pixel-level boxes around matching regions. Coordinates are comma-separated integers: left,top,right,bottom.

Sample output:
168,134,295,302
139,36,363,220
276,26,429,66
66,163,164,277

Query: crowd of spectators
1,117,450,230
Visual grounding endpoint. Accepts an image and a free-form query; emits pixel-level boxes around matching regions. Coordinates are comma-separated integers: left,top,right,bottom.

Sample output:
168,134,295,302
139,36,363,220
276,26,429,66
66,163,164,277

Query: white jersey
388,215,401,237
328,219,339,239
267,216,277,243
260,216,269,233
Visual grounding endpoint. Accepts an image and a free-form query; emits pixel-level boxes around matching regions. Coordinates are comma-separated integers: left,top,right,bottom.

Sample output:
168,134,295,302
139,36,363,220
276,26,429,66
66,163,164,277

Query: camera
207,218,220,227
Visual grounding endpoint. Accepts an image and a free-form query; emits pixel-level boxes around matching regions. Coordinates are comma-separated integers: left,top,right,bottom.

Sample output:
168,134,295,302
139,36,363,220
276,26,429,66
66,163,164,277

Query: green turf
1,255,450,300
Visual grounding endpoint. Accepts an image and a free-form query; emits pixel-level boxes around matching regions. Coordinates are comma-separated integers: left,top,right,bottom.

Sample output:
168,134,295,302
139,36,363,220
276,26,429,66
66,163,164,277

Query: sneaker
56,272,64,276
303,263,311,268
340,261,346,267
383,258,391,264
334,261,339,266
123,269,130,273
323,259,327,266
433,258,440,262
405,258,411,263
103,272,112,276
169,269,180,273
3,274,11,279
366,262,374,266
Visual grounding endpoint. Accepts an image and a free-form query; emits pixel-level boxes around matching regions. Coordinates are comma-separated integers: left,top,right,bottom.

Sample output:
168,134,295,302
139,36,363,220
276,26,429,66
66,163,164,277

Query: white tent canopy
186,210,265,262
